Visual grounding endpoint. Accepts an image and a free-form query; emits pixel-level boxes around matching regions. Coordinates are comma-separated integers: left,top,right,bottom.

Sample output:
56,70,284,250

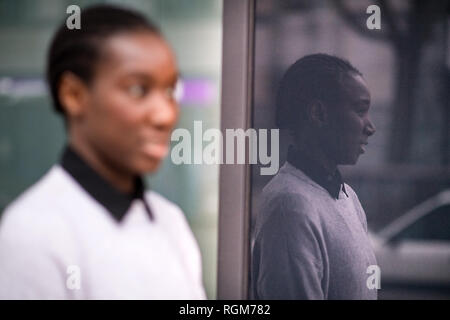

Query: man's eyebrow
358,97,371,105
350,98,370,110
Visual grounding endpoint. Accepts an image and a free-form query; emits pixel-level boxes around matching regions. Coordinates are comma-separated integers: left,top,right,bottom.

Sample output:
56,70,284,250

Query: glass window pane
249,0,449,300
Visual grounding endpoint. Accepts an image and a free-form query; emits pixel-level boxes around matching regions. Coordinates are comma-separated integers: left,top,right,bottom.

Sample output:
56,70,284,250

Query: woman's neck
68,135,135,194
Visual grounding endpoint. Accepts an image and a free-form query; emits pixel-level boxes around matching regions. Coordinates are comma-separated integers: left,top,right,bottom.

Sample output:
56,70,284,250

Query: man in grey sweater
251,54,378,299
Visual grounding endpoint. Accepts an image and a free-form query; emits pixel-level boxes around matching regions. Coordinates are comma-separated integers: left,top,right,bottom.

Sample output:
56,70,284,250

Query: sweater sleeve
252,193,325,300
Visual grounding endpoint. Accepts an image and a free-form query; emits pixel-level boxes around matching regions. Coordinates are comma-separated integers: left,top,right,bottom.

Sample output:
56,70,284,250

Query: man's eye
355,107,368,116
127,84,148,98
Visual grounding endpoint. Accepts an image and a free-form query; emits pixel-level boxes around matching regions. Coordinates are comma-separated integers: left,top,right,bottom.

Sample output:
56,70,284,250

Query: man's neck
295,142,337,176
287,143,345,199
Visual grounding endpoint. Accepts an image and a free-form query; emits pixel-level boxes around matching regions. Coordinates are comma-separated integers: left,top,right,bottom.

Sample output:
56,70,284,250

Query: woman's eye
165,87,175,100
172,80,184,103
128,84,148,98
164,80,183,103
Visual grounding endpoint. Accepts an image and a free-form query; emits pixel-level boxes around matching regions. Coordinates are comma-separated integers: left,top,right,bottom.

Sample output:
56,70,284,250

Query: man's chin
338,155,360,166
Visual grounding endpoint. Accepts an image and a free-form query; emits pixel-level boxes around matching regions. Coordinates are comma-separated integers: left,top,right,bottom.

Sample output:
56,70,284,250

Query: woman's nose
146,92,178,130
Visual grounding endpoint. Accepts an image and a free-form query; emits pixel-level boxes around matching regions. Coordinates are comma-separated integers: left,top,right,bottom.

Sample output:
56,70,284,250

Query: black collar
60,146,154,222
287,145,348,199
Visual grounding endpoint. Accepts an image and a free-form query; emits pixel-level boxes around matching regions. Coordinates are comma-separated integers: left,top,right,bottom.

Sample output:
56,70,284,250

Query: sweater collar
60,145,154,222
287,145,348,199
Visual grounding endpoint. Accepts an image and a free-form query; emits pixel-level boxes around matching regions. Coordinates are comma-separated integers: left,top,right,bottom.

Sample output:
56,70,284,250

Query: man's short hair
276,53,362,130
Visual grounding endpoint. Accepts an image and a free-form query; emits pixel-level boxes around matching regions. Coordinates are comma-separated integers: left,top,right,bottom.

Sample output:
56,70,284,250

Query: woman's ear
58,72,89,119
306,100,328,128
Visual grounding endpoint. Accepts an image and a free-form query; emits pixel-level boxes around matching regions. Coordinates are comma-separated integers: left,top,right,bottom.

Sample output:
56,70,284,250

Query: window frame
217,0,255,300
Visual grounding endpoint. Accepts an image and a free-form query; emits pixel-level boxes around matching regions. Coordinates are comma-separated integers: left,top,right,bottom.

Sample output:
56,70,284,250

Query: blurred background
0,0,222,298
250,0,450,299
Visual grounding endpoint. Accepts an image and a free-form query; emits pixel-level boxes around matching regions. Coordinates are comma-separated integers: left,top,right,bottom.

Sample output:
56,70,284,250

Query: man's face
326,73,376,165
79,32,179,175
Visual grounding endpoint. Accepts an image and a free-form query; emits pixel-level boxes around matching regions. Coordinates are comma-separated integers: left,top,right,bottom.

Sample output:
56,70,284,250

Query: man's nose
364,118,376,136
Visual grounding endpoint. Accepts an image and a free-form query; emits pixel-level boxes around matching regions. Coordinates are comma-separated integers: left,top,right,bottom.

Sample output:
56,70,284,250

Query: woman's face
77,32,179,175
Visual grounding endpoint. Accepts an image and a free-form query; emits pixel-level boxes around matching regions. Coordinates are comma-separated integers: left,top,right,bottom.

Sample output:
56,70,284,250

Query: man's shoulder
342,183,358,199
262,163,321,208
342,183,364,209
257,171,320,231
342,182,368,229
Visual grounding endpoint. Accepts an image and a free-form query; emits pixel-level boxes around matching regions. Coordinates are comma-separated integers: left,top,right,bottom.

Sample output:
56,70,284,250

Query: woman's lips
142,143,169,159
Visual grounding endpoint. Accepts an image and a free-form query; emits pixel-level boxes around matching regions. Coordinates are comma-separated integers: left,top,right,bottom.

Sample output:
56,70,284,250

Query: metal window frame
217,0,255,300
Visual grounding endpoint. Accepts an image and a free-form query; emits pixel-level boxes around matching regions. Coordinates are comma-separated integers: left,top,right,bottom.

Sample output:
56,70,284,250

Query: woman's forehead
96,32,177,79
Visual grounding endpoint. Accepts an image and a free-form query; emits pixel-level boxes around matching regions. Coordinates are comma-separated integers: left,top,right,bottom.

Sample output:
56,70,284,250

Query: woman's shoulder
1,166,67,222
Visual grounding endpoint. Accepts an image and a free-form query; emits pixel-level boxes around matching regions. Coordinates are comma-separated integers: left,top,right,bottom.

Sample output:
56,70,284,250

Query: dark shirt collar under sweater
60,146,154,222
287,145,348,199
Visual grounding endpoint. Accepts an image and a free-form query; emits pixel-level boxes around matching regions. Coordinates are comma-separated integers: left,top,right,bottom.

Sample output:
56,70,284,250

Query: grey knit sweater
251,162,378,300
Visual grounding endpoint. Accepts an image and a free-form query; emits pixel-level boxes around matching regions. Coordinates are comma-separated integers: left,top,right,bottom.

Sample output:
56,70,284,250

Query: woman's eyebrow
124,72,155,81
168,72,180,86
127,71,179,84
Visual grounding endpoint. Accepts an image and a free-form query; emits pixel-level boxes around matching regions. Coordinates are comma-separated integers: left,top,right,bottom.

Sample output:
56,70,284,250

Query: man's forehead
342,73,371,102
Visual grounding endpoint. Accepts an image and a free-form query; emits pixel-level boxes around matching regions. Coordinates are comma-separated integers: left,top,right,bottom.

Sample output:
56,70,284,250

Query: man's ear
58,72,89,119
307,100,328,128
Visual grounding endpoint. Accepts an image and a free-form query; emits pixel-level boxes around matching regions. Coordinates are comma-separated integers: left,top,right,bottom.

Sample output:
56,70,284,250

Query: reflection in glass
250,0,449,300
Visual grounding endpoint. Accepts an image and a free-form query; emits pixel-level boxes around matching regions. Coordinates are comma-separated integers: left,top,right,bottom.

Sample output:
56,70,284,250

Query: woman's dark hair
276,53,362,130
46,4,160,115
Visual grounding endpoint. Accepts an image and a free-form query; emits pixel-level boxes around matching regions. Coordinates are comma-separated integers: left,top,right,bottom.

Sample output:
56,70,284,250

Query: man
251,54,377,299
0,5,205,299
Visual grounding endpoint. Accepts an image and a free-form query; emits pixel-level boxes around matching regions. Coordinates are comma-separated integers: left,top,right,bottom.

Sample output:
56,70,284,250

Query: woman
0,4,205,299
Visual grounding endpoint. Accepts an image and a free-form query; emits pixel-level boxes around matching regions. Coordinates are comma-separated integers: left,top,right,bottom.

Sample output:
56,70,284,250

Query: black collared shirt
60,146,154,222
287,145,348,199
